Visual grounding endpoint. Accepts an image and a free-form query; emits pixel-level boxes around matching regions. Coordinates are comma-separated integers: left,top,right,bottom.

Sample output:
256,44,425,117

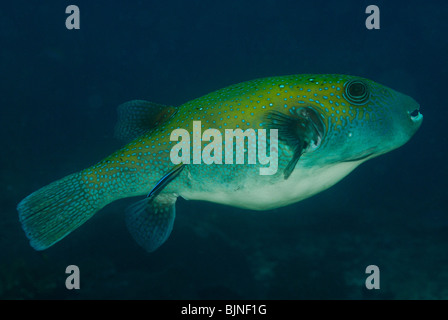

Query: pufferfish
17,74,423,252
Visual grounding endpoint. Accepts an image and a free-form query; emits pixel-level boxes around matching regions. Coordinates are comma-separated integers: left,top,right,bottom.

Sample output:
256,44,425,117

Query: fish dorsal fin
265,107,325,179
114,100,177,142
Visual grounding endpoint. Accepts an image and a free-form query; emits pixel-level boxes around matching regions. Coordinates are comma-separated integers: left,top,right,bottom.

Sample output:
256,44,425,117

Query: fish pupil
349,82,366,97
344,80,369,105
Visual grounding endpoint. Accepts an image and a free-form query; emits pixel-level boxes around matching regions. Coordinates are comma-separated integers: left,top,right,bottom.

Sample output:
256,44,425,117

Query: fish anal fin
125,164,185,252
125,194,177,252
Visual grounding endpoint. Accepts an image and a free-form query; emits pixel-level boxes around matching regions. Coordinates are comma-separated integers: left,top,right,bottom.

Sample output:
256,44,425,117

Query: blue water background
0,0,447,299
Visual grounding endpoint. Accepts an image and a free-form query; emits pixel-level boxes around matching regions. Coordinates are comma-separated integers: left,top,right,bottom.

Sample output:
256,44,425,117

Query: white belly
180,160,364,210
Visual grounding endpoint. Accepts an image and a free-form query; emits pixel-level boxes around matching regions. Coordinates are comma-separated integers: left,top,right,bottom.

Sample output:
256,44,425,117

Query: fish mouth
409,106,423,123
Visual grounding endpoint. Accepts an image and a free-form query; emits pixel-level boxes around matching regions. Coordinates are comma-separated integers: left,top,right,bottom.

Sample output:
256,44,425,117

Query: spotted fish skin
17,74,423,251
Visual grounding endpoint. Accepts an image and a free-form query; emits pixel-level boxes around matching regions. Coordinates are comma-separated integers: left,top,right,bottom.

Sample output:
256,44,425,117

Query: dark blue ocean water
0,0,447,300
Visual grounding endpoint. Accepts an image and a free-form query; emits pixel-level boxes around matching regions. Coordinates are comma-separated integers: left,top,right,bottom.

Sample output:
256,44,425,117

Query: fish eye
344,80,370,105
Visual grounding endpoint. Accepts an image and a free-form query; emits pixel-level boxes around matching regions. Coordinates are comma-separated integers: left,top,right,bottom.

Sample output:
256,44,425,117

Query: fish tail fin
17,172,103,250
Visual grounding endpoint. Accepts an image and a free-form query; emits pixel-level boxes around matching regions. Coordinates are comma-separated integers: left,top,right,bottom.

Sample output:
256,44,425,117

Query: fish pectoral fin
125,194,177,252
114,100,178,142
265,110,313,179
283,143,305,179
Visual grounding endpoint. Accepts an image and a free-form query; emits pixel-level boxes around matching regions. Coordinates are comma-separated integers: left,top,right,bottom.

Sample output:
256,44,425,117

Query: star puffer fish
17,74,423,252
